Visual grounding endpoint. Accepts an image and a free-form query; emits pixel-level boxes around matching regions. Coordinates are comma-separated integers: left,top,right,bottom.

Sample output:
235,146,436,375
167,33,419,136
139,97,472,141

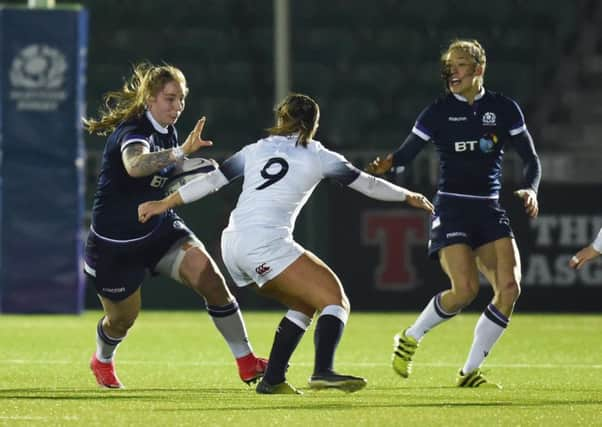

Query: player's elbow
527,152,541,166
125,168,145,178
124,161,147,178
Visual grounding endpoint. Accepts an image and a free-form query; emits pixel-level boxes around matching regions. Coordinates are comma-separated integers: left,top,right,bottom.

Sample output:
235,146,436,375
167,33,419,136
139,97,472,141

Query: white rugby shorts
220,229,304,287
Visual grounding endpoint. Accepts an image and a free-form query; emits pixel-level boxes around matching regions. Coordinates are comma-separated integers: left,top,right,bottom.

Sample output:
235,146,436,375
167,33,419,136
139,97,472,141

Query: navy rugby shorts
427,193,514,259
84,215,193,301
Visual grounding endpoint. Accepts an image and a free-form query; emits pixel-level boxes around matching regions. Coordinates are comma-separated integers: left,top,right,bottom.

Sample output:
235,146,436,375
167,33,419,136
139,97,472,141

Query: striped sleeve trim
411,125,431,141
509,124,527,136
120,138,150,152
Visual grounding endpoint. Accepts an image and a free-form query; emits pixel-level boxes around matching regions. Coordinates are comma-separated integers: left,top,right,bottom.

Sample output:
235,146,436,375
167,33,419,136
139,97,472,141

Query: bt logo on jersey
455,134,498,153
150,175,168,188
454,140,479,152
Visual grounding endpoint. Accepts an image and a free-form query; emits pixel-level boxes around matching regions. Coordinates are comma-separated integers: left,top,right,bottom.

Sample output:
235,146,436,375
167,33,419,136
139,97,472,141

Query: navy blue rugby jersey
412,88,527,197
91,111,179,240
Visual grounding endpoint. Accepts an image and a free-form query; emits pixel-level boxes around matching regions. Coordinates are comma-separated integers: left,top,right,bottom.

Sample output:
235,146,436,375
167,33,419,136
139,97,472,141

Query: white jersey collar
145,110,169,134
267,133,300,143
452,87,485,103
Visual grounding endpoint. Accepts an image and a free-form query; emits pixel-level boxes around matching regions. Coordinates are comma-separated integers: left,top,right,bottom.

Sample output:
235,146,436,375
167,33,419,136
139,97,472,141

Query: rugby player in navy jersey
367,39,541,388
83,63,266,389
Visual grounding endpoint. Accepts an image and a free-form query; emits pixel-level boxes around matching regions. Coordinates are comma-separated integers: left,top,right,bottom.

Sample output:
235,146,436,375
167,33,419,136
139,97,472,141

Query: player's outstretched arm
569,245,600,269
365,153,393,175
404,190,435,213
123,117,213,178
365,133,427,176
569,228,602,269
348,171,434,214
138,191,183,223
139,168,230,224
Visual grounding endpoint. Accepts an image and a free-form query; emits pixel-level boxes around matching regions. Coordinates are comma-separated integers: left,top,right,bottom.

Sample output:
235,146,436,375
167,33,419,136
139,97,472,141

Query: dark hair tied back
268,93,319,147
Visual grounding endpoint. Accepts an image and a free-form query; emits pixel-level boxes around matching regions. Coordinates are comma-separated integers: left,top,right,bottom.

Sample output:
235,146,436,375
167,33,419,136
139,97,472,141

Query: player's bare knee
190,265,230,303
316,291,351,313
180,250,210,282
451,281,479,305
500,280,521,303
105,314,137,336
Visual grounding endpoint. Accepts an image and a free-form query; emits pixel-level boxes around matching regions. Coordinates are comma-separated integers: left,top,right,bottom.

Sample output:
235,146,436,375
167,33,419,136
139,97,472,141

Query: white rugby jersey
178,134,409,234
223,134,358,233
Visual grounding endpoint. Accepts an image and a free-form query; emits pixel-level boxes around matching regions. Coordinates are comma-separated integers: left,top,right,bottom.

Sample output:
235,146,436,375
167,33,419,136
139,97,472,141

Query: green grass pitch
0,311,600,426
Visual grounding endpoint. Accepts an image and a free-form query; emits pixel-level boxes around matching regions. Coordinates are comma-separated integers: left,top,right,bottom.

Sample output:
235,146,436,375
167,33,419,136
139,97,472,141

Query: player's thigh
263,252,347,311
439,243,480,294
179,244,225,284
156,236,226,287
475,237,521,291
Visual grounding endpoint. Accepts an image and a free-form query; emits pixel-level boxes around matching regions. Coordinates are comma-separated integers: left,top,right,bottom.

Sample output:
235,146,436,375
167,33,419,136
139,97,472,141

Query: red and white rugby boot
237,353,268,385
90,354,124,389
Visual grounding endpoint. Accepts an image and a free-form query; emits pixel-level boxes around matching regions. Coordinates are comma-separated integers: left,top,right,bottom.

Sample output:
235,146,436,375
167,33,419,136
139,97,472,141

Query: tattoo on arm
122,144,176,177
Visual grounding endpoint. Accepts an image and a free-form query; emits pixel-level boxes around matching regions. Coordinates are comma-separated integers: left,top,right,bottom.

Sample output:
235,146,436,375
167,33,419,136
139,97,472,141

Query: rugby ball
165,157,217,194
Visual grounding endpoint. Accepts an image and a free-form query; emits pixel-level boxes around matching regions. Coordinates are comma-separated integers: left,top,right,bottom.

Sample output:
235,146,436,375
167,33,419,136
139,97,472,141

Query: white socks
462,303,509,374
95,317,124,362
406,292,459,341
207,301,253,358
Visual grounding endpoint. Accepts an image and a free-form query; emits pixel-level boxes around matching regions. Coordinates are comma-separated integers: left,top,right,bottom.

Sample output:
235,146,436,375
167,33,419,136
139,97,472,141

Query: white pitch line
0,359,600,369
0,415,78,421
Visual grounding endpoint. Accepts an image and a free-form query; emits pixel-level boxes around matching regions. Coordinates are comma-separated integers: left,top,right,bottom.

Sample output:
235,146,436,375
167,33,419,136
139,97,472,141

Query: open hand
365,153,393,175
181,117,213,156
569,245,600,269
405,191,434,214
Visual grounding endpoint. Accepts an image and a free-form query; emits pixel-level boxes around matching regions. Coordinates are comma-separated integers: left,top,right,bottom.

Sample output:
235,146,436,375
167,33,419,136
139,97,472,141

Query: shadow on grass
155,398,602,412
371,385,602,392
0,387,249,401
0,387,600,411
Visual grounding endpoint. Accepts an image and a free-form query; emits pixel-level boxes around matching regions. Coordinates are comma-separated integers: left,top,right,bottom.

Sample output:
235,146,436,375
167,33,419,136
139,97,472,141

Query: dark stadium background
2,0,601,312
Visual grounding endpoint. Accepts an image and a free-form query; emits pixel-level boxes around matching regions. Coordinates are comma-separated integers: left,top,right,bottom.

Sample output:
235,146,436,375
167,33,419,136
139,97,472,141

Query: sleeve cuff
592,228,602,253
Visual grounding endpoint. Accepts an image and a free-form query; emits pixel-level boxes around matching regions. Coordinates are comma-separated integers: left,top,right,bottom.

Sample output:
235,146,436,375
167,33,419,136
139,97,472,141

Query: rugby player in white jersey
569,228,602,269
139,93,434,394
